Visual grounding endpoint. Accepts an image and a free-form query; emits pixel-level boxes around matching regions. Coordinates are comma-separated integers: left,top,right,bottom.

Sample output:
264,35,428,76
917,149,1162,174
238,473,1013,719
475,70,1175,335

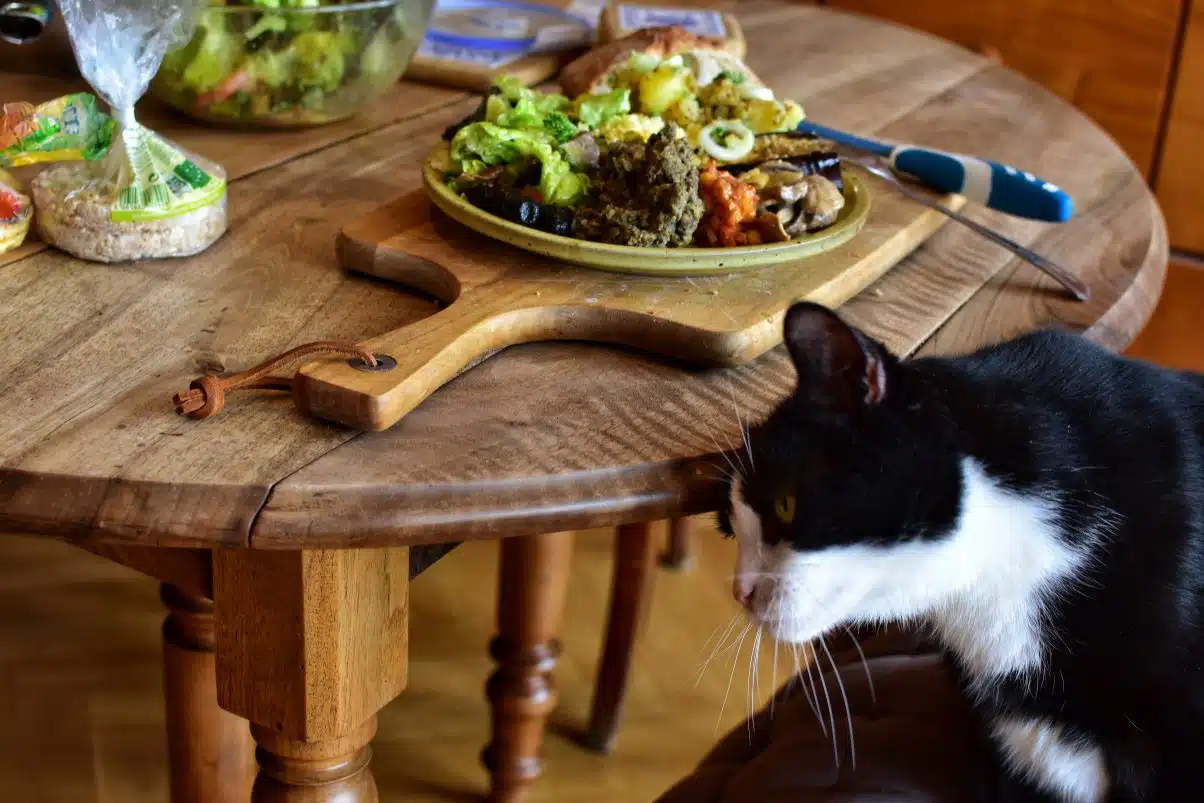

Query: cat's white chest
991,716,1109,803
928,460,1095,690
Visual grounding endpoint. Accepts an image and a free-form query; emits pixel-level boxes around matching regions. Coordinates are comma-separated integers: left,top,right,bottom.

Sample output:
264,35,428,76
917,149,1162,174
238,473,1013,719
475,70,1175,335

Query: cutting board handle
293,291,550,431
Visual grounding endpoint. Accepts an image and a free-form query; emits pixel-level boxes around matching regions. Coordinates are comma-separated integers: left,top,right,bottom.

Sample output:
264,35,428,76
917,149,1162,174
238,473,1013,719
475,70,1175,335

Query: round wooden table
0,3,1166,803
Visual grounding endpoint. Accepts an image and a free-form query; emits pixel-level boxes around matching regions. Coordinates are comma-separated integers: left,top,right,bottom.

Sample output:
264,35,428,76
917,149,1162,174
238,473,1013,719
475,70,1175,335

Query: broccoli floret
178,16,243,93
290,31,345,92
245,14,287,40
543,112,577,143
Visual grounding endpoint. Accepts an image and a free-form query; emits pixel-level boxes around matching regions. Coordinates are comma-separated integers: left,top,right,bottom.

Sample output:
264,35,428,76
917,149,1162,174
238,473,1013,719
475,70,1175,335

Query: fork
846,155,1091,302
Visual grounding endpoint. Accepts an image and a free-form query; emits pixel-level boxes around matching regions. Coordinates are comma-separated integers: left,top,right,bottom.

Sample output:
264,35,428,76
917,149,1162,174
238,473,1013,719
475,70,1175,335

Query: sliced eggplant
723,151,844,193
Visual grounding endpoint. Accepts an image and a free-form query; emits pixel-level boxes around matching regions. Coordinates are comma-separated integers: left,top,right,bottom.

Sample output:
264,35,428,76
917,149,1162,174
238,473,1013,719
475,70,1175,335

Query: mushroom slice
800,175,845,232
783,202,809,237
753,211,792,243
774,180,809,203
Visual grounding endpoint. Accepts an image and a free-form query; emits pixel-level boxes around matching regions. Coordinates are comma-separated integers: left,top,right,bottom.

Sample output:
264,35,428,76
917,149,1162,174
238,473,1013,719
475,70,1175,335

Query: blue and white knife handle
888,147,1073,223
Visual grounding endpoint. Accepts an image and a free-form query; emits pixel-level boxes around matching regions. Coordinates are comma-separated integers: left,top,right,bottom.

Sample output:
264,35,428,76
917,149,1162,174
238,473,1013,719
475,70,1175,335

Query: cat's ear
783,301,890,410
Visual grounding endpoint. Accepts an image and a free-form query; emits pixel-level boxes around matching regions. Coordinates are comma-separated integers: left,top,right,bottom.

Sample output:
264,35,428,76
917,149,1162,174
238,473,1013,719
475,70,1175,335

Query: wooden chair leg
161,584,256,803
483,531,575,803
585,521,658,755
659,516,697,571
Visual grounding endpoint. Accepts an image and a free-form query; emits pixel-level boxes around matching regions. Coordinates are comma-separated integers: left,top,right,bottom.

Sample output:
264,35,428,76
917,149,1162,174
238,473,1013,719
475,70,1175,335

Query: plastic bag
0,166,31,255
19,0,229,263
0,94,108,254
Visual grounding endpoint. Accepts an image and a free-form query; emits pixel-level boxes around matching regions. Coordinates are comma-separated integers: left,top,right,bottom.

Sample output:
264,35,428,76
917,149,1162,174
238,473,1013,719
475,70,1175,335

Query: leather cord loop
172,341,376,420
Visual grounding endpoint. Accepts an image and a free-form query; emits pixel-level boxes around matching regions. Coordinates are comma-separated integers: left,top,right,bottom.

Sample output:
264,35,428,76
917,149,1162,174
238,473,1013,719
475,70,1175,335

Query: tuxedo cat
717,301,1204,803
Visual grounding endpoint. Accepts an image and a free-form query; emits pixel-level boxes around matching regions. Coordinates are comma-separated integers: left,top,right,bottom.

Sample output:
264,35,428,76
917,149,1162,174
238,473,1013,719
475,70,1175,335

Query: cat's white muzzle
742,552,874,644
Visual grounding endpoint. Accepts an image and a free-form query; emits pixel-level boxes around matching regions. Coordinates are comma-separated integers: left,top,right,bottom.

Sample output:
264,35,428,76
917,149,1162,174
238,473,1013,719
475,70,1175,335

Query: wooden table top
0,3,1167,550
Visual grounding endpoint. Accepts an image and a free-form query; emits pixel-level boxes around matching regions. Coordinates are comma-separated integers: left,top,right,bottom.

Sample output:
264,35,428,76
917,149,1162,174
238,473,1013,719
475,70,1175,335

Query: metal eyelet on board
349,354,397,372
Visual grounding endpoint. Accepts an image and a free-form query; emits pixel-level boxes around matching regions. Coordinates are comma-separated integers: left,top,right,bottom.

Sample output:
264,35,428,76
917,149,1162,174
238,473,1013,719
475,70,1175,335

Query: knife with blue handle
795,120,1074,223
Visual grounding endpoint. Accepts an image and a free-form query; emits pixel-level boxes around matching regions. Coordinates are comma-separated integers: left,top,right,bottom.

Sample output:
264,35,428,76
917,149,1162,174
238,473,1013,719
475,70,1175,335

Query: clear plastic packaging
19,0,229,263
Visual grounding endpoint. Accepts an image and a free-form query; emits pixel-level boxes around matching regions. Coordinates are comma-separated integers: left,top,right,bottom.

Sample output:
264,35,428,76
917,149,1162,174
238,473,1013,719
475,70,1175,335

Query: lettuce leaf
492,75,569,117
574,88,631,128
450,122,587,205
494,96,544,131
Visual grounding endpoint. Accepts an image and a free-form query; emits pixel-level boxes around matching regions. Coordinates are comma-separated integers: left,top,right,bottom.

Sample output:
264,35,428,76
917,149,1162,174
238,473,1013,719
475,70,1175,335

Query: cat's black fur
717,301,1204,802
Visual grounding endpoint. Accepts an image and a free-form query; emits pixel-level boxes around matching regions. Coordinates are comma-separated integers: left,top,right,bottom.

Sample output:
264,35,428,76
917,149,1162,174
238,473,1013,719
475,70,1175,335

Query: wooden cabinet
825,0,1183,178
1155,4,1204,253
824,0,1204,256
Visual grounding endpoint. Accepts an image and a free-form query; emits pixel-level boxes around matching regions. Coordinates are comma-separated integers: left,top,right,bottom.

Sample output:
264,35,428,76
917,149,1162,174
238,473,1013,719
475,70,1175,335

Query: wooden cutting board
293,174,964,432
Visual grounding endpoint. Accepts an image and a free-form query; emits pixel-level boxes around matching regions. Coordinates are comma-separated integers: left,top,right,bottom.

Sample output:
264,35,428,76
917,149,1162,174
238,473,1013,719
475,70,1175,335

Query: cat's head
718,302,964,644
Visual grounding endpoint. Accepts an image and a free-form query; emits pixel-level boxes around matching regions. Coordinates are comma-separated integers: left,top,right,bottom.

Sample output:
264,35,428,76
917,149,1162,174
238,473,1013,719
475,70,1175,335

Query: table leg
659,517,697,571
585,522,657,754
250,720,377,803
211,547,410,803
483,531,575,803
161,583,256,803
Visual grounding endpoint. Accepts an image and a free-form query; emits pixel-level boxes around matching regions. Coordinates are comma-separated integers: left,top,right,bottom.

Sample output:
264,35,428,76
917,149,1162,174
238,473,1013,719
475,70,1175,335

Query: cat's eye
774,494,796,524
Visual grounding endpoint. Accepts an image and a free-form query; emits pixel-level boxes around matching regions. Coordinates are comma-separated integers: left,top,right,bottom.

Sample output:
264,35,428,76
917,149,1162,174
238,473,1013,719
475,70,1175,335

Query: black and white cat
717,301,1204,803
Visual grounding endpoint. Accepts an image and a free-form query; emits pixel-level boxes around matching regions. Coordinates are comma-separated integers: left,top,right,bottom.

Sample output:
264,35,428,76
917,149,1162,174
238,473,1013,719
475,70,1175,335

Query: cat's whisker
809,641,839,766
771,632,780,720
695,412,746,478
821,636,857,770
841,625,877,706
701,616,733,652
694,614,742,687
780,586,878,713
790,642,825,730
715,623,752,735
724,377,756,474
747,626,763,736
804,656,829,739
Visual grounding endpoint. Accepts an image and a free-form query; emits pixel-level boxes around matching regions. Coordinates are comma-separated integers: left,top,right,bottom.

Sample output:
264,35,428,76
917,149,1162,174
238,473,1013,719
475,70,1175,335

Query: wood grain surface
296,168,955,432
0,2,1167,549
0,72,464,270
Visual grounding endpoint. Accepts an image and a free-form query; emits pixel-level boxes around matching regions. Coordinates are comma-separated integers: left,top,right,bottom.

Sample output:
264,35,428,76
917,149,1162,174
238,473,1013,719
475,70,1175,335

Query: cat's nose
732,578,755,611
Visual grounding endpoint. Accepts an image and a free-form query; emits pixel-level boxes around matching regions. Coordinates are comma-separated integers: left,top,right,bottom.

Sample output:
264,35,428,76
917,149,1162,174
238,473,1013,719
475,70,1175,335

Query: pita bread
558,25,765,98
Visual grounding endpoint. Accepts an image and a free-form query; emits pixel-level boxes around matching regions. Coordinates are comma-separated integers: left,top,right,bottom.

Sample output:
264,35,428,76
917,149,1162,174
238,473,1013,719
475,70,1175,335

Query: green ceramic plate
422,142,872,276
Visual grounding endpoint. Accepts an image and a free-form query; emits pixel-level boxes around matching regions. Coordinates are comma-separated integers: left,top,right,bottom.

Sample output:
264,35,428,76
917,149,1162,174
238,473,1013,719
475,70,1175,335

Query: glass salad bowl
151,0,435,128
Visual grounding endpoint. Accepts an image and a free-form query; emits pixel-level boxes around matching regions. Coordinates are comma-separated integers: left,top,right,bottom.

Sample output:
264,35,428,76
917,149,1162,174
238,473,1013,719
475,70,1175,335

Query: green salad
153,0,415,126
447,75,634,207
441,55,843,250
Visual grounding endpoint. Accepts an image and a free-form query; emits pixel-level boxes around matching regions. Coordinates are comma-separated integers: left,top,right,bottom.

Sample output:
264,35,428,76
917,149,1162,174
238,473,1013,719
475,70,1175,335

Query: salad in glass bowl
151,0,434,128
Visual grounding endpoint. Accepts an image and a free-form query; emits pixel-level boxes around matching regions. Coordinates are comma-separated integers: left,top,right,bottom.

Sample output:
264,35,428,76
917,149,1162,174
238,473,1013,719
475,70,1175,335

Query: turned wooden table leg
484,531,575,803
161,583,256,803
586,522,658,754
212,547,410,803
659,517,697,571
250,720,377,803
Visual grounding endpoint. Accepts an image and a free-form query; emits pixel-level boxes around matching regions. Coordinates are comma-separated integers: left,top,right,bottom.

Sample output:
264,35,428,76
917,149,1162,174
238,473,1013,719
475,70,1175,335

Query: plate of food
427,26,871,276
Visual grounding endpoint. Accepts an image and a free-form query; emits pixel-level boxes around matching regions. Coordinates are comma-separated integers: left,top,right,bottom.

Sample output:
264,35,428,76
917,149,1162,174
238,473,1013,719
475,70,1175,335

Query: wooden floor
2,261,1202,803
1124,259,1204,371
0,526,793,803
